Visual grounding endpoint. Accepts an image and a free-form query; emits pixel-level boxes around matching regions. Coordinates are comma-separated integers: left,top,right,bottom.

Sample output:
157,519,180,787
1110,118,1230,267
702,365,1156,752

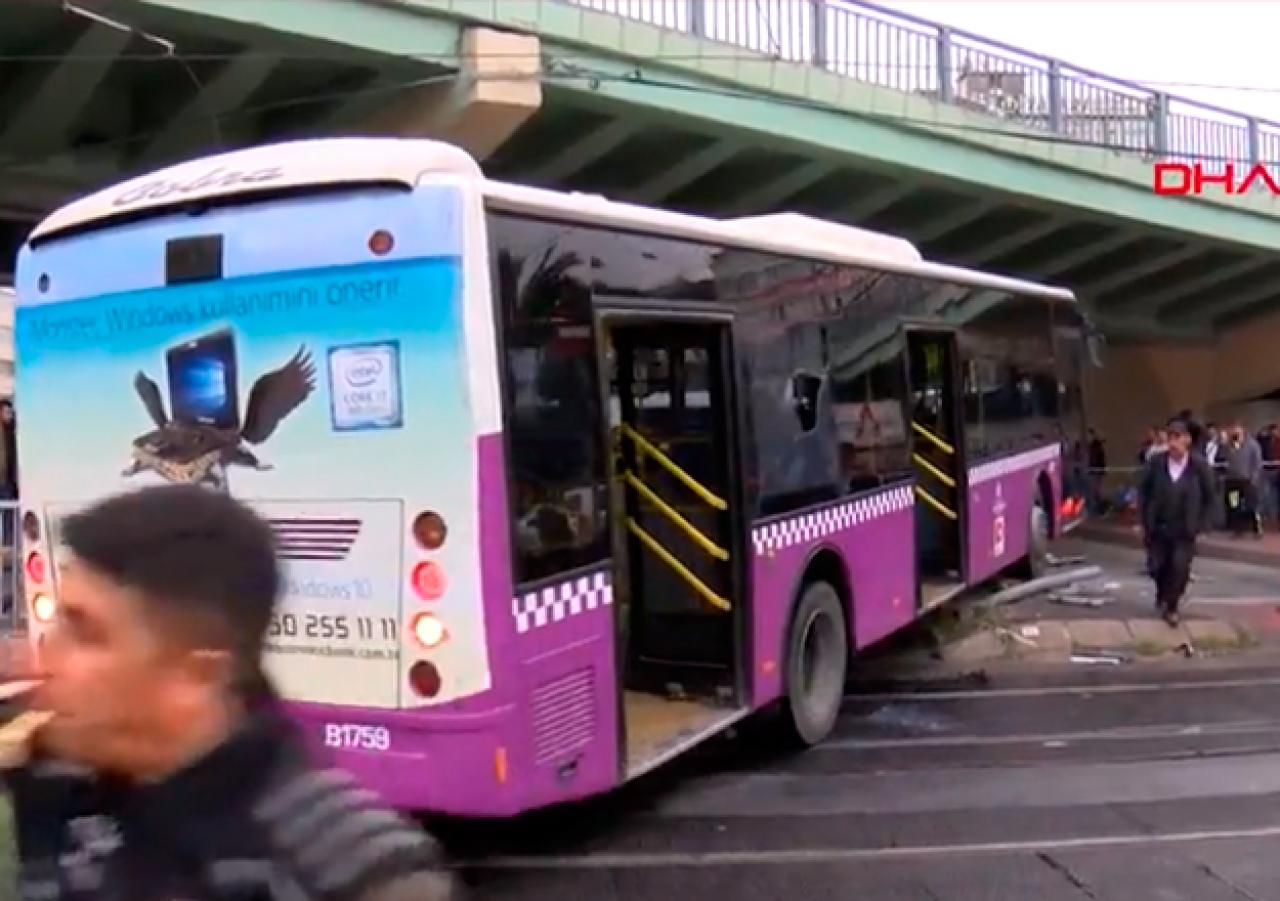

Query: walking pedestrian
1222,422,1264,539
1,485,459,900
1137,418,1215,627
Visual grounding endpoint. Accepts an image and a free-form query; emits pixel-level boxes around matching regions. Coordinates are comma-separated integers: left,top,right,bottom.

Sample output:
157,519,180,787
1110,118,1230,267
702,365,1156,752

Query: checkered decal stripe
513,570,612,635
968,444,1061,487
751,485,914,556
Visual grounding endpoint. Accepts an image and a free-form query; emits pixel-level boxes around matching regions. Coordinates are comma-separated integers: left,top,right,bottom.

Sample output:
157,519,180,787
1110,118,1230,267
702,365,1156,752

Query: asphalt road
452,662,1280,900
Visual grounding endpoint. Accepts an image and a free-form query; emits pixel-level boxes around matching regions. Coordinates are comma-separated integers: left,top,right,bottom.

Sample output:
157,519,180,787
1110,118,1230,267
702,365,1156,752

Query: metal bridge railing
565,0,1280,172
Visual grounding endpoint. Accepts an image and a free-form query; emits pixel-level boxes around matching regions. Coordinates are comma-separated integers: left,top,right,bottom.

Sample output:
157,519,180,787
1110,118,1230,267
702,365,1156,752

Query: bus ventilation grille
530,667,596,767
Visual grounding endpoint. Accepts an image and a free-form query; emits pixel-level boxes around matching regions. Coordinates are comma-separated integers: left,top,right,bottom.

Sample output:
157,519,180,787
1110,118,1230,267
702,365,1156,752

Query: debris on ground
1048,592,1111,608
996,626,1040,647
1069,652,1128,665
1046,553,1087,567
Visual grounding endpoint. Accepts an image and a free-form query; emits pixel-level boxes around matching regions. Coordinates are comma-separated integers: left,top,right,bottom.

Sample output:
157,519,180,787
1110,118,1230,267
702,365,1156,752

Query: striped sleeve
252,766,453,899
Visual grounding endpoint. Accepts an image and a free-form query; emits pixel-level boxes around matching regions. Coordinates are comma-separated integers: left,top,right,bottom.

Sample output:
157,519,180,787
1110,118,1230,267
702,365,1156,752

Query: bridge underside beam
0,0,1270,339
359,28,542,160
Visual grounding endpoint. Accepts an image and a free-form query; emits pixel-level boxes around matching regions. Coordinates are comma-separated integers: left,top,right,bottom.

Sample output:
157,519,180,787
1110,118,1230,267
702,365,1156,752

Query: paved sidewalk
855,535,1280,678
1078,517,1280,568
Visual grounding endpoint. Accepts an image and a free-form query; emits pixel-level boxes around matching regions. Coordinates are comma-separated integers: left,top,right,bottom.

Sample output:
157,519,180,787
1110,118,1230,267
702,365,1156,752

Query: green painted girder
145,53,279,164
628,139,739,204
960,217,1064,269
125,0,462,62
3,23,131,154
1029,231,1137,282
1081,244,1204,296
720,160,833,217
826,183,914,226
1143,257,1277,321
130,1,1279,248
1170,278,1280,328
421,2,1280,240
112,0,1274,340
909,200,999,244
527,119,635,184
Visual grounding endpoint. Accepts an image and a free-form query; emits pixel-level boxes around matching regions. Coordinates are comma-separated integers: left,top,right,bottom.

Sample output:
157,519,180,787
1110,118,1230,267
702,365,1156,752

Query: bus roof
29,138,1074,303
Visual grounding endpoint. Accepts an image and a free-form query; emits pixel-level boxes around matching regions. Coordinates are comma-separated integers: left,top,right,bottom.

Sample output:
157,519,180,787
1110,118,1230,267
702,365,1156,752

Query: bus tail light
410,560,446,602
21,512,40,544
412,511,447,551
31,594,55,624
24,552,46,585
408,660,442,699
409,612,447,650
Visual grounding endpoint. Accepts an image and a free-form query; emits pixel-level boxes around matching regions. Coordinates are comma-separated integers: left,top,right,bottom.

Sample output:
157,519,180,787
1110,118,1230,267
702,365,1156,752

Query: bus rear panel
15,181,512,812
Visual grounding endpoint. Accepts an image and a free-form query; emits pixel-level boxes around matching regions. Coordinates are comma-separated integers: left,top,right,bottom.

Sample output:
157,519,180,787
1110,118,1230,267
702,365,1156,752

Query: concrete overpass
2,0,1279,429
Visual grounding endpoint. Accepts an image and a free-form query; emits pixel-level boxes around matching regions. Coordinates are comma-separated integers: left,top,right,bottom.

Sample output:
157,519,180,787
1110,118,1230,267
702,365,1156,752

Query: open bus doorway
599,315,747,778
906,329,967,609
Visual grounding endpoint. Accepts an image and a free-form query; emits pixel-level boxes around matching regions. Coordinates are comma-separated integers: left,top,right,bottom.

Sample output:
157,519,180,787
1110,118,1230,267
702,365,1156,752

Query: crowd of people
1078,409,1280,539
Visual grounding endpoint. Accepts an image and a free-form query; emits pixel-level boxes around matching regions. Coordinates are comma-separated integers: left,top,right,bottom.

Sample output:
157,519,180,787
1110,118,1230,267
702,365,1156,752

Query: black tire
1023,498,1050,579
783,581,848,747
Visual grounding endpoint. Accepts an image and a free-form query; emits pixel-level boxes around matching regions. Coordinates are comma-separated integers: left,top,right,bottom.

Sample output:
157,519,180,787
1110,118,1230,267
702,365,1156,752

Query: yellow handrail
912,452,956,489
620,423,727,511
914,485,958,520
627,518,731,611
912,421,955,456
624,471,729,561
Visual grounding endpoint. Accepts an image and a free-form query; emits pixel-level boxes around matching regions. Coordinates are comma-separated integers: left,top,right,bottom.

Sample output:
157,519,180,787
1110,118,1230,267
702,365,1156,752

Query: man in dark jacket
1137,418,1216,627
3,485,458,900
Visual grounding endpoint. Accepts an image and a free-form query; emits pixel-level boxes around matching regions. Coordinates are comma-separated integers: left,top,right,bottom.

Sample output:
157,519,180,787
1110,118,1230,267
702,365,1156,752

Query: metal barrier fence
1077,461,1280,517
565,0,1280,170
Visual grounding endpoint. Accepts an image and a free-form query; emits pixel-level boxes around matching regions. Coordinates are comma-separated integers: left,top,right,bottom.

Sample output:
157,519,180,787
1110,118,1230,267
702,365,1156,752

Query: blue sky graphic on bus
18,258,461,498
15,184,485,708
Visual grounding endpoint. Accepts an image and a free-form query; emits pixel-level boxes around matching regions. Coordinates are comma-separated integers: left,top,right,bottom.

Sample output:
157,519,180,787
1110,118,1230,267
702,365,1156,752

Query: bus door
599,314,747,775
906,329,966,608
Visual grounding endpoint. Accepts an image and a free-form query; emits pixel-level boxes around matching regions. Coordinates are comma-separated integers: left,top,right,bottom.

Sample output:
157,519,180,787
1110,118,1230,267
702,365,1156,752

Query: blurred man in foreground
2,484,458,900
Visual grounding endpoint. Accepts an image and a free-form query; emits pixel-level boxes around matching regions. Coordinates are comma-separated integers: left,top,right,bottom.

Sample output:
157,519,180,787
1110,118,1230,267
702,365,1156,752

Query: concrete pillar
361,27,542,160
1084,314,1280,446
1213,309,1280,413
1083,340,1214,459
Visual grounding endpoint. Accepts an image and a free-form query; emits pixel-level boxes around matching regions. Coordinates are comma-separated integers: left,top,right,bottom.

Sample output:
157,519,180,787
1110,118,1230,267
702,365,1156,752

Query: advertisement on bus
16,254,487,709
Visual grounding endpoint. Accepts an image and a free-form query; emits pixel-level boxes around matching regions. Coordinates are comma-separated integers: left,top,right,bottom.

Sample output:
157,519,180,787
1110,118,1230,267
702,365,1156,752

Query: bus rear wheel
783,581,848,747
1025,499,1050,580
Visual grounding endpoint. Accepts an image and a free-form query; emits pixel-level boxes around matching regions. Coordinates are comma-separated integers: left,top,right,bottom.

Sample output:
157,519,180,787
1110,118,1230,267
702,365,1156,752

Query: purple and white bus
14,138,1088,817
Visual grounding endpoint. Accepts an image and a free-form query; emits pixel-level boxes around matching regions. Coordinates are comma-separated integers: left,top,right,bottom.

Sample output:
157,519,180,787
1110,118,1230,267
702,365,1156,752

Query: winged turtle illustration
123,346,316,491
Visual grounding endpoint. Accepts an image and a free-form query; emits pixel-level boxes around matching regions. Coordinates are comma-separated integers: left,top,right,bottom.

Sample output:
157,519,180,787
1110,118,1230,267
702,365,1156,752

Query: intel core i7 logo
327,340,403,431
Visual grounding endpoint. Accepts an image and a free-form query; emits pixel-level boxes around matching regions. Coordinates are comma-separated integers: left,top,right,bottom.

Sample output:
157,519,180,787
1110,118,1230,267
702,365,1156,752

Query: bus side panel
965,443,1062,583
481,436,621,812
331,435,621,815
748,484,917,707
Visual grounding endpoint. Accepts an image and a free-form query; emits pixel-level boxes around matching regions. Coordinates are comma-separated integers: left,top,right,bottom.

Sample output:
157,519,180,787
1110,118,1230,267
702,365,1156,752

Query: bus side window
490,215,609,586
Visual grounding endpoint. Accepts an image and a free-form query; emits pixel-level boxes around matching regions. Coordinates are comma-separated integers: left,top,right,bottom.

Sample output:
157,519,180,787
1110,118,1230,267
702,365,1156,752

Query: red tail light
412,512,447,551
410,560,446,601
409,660,442,698
24,552,45,585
